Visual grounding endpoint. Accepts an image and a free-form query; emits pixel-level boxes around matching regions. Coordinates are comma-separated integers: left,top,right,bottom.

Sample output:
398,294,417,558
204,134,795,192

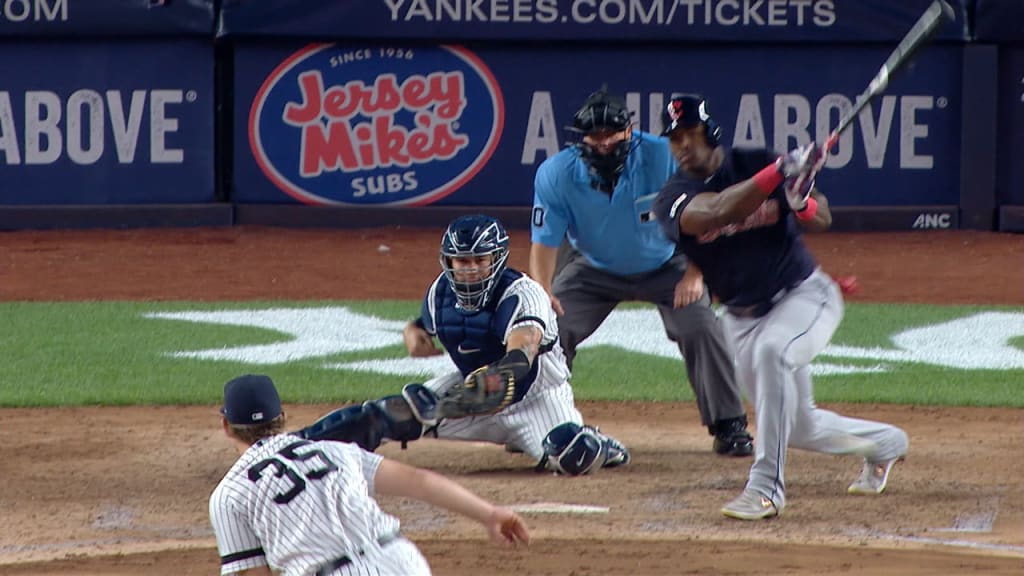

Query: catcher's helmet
439,214,510,313
660,93,721,147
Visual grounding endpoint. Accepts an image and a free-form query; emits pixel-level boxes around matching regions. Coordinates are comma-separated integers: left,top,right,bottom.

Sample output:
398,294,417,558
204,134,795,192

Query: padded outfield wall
0,0,1020,231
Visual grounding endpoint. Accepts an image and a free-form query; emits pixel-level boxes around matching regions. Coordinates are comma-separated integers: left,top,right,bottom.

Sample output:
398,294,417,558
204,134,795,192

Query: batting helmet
439,214,510,313
660,93,721,147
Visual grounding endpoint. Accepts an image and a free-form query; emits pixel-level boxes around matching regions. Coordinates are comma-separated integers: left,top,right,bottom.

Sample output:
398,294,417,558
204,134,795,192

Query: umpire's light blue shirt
532,131,678,276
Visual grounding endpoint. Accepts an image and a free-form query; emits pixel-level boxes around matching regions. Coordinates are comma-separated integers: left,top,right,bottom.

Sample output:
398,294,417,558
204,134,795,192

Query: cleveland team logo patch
249,44,504,205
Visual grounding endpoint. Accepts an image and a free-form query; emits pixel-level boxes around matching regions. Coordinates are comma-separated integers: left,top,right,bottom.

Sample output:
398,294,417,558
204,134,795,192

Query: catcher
297,214,630,476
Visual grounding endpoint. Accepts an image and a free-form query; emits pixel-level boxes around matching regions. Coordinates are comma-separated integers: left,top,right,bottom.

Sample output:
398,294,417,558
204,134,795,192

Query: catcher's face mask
440,214,510,313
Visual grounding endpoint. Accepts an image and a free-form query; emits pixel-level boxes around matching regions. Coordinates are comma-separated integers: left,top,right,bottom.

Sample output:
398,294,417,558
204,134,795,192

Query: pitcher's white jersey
209,434,411,575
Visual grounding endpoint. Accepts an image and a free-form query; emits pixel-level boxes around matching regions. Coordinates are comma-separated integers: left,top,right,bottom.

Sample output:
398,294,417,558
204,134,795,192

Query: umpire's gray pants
551,249,744,426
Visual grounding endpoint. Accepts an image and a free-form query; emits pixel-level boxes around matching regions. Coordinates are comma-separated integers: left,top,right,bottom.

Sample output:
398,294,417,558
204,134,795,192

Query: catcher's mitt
436,362,520,419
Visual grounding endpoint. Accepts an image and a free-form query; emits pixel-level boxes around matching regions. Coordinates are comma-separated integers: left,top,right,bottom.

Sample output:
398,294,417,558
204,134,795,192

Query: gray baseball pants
551,249,744,426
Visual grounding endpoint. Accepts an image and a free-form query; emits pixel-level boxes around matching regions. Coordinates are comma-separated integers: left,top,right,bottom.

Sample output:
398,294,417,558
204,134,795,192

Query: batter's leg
730,270,843,511
789,365,909,460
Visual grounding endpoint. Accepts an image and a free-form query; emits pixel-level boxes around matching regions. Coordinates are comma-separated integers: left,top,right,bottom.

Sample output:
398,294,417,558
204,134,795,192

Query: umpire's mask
566,87,636,193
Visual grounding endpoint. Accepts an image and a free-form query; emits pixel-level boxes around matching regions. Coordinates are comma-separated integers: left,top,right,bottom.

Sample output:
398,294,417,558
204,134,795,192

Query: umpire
529,87,753,457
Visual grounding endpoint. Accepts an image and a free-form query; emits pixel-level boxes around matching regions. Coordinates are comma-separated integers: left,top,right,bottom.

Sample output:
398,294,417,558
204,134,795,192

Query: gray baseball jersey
209,434,430,575
421,273,583,460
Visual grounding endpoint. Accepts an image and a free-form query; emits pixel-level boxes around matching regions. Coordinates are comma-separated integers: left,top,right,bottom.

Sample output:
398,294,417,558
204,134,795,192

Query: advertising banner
975,0,1024,43
232,42,961,207
997,47,1024,203
218,0,968,43
0,0,214,36
0,40,214,205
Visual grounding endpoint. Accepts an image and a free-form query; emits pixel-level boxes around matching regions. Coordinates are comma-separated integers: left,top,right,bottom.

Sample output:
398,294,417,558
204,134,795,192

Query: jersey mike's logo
249,44,504,205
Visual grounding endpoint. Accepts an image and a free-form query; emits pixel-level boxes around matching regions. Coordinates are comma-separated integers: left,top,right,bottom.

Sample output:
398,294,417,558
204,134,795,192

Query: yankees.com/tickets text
385,0,837,27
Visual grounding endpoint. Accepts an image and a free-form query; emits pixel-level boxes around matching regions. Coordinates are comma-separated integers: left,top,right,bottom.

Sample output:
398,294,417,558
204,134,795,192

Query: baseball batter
529,87,753,457
653,94,909,520
210,374,529,576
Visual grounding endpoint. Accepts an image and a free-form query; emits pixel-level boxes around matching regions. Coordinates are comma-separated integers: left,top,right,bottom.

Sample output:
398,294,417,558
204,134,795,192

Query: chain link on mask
578,139,632,193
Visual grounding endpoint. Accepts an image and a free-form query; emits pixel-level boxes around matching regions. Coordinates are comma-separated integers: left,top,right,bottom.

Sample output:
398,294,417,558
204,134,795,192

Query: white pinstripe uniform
421,273,583,461
210,434,431,576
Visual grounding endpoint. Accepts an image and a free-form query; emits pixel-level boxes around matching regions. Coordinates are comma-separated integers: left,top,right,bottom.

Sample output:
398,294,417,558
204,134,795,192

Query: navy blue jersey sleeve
654,171,700,243
419,275,443,335
419,296,433,334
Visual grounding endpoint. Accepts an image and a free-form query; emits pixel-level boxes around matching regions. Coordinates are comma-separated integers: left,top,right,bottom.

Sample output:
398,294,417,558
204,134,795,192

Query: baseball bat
824,0,955,151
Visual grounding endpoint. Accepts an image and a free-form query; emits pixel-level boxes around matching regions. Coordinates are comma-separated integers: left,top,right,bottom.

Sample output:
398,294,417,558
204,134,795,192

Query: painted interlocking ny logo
145,308,1024,378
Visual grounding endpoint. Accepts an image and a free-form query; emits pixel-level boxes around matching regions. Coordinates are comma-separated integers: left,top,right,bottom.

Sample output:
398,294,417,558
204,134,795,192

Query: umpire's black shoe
711,416,754,457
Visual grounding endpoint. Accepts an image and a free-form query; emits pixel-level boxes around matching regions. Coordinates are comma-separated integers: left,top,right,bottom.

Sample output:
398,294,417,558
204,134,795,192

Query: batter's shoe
721,489,780,520
711,416,754,457
847,456,904,495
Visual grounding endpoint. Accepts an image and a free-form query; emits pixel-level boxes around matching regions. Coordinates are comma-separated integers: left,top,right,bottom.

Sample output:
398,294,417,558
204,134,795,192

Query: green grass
0,301,1020,408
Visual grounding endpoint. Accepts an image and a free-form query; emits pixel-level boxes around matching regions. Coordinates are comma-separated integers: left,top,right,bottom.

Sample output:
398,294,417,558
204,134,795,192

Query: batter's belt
313,531,401,576
726,282,801,319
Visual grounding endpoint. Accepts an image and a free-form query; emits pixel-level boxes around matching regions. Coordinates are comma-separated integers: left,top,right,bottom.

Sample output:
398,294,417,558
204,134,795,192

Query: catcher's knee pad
365,394,426,446
539,422,630,476
297,395,425,451
401,383,440,426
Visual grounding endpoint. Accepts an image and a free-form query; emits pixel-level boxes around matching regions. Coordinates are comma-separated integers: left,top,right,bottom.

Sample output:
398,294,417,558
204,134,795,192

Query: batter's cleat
721,489,780,520
847,456,904,495
711,416,754,457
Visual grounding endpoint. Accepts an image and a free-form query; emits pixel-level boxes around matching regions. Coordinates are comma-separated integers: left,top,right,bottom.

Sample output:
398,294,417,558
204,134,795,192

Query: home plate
511,503,610,514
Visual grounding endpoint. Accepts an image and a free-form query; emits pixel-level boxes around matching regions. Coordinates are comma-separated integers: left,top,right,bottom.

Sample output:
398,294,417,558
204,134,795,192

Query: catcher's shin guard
539,422,630,476
297,403,392,451
297,395,424,451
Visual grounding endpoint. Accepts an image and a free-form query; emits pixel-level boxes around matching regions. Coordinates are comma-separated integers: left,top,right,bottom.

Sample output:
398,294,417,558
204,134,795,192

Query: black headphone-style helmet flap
660,93,721,146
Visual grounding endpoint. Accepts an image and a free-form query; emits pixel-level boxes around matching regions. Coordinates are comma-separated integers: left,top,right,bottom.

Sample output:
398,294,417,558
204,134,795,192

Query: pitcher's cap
221,374,282,425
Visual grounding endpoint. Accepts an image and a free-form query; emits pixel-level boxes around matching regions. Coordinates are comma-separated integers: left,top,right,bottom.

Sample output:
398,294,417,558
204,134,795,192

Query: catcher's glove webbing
435,349,531,419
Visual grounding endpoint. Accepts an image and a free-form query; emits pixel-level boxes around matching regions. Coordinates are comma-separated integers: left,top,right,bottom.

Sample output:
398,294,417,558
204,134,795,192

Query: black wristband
413,317,426,330
496,348,532,381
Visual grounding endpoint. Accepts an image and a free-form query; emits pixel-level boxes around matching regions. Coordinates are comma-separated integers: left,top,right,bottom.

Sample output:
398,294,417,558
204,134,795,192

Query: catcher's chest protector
434,271,521,375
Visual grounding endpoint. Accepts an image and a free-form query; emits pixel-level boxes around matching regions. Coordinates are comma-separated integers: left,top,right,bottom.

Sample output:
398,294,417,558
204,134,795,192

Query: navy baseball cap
221,374,282,425
660,94,708,136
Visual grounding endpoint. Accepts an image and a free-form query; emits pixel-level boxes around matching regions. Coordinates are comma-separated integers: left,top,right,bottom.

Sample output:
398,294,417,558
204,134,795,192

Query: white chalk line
846,528,1024,555
510,502,610,514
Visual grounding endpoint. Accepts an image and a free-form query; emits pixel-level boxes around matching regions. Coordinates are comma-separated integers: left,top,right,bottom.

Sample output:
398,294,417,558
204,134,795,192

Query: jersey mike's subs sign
246,44,504,206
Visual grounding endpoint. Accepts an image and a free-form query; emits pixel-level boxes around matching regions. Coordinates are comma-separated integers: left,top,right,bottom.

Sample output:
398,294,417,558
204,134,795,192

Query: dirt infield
1,228,1022,575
